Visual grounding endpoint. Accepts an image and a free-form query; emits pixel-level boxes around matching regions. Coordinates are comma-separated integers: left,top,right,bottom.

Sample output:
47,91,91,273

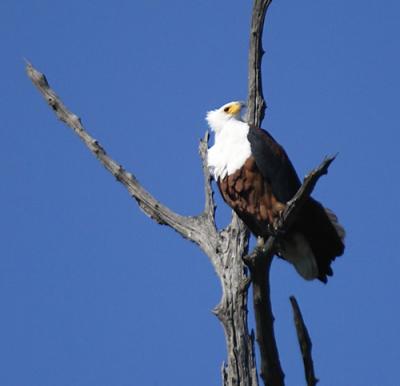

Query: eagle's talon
267,223,285,238
277,209,285,226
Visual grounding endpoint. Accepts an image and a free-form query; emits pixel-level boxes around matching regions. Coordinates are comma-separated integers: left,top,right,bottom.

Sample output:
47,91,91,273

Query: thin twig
289,296,318,386
278,155,336,232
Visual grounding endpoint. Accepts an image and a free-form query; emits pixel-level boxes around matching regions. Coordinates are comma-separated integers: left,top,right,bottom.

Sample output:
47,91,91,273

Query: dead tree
27,1,334,385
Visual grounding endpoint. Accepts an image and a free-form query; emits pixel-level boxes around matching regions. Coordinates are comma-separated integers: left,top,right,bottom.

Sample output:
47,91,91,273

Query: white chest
207,121,251,180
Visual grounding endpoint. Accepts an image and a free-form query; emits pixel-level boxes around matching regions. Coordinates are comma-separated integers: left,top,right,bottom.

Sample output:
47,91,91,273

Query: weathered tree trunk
26,1,328,385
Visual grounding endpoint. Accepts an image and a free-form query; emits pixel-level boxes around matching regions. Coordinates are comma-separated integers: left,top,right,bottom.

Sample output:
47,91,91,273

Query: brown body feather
218,156,285,237
217,154,344,282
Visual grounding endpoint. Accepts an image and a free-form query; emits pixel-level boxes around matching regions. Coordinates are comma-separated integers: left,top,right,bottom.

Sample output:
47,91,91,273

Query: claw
267,219,286,238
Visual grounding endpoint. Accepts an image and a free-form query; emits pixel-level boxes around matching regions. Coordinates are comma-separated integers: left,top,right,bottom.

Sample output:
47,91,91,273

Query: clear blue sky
1,1,399,385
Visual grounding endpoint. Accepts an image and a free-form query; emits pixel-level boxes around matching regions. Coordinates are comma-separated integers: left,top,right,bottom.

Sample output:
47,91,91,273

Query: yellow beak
227,102,243,116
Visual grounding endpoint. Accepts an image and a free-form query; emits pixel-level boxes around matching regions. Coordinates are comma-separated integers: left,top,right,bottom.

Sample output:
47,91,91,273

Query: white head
206,101,246,133
206,101,251,180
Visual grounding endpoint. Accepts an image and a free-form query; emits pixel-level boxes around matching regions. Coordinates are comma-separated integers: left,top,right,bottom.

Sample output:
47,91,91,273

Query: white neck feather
206,110,251,180
206,109,232,134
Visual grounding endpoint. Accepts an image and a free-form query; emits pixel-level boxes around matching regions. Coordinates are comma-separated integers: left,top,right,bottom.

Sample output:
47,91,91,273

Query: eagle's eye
224,106,230,113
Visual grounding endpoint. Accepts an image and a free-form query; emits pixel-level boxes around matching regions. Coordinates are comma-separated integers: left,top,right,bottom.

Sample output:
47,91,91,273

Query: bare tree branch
247,243,283,386
278,155,336,233
199,132,217,230
290,296,318,386
244,155,335,386
26,62,219,251
247,0,272,128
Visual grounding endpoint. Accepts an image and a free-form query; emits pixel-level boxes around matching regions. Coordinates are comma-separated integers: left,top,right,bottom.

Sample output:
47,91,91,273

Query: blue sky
1,1,399,385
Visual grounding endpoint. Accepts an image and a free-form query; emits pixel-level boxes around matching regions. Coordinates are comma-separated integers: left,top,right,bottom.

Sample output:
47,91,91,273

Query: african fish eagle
206,101,345,282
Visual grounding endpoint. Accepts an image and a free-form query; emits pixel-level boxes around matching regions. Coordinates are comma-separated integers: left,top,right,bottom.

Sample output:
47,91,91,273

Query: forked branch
25,63,221,259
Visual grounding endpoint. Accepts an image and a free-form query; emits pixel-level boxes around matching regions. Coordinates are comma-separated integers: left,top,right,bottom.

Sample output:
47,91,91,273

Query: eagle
207,101,345,282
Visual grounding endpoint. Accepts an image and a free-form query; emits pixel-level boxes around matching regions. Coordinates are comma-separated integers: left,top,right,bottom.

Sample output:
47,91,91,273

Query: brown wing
217,156,285,238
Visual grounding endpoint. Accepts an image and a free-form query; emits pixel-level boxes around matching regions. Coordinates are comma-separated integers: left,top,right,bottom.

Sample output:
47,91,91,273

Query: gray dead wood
247,0,272,128
290,296,318,386
26,61,258,386
246,244,283,386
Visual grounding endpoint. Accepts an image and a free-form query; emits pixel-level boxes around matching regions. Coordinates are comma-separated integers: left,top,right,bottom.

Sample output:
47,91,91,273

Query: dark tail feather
296,198,345,283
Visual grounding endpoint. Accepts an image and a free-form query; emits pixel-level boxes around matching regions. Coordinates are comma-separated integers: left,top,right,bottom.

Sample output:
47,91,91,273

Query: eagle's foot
267,222,285,238
277,208,286,227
